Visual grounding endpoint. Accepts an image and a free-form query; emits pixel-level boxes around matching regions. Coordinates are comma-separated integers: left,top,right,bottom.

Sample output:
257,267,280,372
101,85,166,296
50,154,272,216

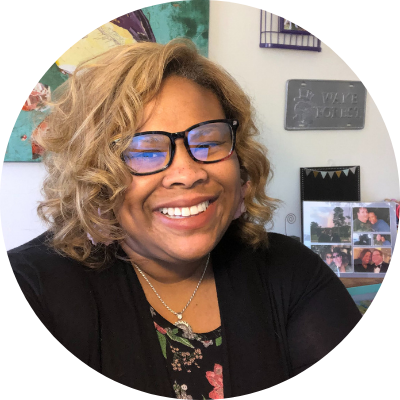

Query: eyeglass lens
125,135,171,174
122,122,233,174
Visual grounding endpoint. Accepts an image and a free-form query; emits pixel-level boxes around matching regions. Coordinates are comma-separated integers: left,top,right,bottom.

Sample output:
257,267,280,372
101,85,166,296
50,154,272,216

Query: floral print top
150,306,224,399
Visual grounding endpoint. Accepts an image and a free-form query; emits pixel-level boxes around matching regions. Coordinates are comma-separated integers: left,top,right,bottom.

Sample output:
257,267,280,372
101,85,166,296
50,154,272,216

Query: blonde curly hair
36,38,278,268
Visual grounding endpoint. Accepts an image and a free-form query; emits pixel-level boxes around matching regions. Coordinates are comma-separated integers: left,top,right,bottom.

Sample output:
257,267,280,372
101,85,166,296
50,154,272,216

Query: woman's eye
132,150,161,156
138,152,162,158
125,151,165,160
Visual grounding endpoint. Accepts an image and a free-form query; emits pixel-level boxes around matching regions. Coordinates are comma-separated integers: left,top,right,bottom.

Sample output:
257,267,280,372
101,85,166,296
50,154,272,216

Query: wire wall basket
260,11,321,52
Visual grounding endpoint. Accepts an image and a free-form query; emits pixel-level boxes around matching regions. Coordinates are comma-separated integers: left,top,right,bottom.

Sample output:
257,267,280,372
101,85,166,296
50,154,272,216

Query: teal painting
142,0,209,56
5,0,209,162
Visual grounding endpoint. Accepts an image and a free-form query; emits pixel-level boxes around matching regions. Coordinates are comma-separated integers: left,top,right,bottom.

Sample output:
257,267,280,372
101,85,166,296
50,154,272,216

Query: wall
1,1,399,250
208,1,399,238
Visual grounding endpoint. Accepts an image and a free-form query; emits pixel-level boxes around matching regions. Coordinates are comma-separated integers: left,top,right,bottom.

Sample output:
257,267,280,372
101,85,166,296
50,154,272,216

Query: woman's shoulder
215,229,343,317
8,231,86,273
9,231,58,257
266,232,317,258
230,230,322,269
8,232,114,365
8,232,99,298
264,232,329,280
217,227,327,280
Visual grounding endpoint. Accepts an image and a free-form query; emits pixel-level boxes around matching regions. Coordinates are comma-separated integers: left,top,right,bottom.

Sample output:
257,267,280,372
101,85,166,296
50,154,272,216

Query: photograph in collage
309,206,351,243
352,207,390,232
353,233,372,245
311,245,353,274
303,201,396,277
353,247,391,273
373,234,391,246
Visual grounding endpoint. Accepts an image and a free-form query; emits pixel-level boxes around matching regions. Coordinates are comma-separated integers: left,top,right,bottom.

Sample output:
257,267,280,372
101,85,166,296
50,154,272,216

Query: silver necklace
132,254,210,333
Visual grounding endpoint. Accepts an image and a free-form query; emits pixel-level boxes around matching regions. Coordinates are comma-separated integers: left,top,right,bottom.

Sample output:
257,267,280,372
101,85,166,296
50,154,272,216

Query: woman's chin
162,238,217,263
120,227,223,265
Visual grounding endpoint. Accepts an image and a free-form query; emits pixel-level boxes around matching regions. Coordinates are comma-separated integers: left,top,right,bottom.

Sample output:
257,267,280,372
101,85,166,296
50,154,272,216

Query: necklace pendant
174,319,196,340
177,313,183,320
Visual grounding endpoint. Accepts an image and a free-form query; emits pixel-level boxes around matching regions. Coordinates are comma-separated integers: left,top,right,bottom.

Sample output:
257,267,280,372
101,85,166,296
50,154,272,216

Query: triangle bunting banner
304,166,358,179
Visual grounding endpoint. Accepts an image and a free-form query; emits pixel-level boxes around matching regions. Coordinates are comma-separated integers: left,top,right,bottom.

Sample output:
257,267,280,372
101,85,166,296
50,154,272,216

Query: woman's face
333,252,342,267
117,76,242,264
362,252,371,265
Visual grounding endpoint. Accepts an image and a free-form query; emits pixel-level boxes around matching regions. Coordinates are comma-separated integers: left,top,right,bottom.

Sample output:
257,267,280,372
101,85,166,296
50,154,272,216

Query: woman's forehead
138,76,225,132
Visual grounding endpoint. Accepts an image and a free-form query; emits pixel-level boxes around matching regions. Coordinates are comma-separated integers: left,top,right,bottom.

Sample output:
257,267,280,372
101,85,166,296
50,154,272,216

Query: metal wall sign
285,80,366,130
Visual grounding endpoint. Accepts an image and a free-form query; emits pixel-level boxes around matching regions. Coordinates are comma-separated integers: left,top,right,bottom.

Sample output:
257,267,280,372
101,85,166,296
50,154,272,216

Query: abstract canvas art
5,0,209,162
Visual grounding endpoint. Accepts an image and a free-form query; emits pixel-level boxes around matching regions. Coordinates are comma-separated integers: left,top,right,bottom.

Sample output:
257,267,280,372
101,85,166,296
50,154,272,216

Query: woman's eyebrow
135,135,165,144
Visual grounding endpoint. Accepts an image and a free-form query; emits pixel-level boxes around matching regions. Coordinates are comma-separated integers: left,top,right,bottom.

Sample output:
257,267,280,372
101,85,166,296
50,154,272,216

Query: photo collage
303,202,396,277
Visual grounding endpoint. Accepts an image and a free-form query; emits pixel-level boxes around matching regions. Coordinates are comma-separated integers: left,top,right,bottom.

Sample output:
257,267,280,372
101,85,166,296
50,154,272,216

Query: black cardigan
8,228,361,397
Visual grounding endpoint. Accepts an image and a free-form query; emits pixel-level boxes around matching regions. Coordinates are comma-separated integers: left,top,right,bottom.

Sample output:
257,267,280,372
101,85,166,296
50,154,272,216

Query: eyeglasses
333,254,341,258
326,256,333,259
120,119,238,175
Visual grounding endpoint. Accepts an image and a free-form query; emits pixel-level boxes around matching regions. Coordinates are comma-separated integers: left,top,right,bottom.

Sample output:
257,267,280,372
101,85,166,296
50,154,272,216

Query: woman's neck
120,241,209,285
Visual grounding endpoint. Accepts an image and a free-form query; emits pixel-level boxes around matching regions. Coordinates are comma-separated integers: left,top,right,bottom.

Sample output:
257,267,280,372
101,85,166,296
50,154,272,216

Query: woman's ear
87,208,114,246
233,180,251,220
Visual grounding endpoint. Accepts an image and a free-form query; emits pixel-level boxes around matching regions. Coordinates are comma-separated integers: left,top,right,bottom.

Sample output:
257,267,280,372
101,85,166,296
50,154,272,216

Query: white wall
208,2,399,237
1,163,47,250
1,1,399,250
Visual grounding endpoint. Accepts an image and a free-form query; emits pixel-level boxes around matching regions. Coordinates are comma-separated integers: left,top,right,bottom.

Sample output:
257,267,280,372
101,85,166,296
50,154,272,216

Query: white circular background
0,1,398,399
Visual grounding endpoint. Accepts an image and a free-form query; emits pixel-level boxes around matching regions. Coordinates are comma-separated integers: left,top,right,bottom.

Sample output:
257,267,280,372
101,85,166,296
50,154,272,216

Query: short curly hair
36,38,278,268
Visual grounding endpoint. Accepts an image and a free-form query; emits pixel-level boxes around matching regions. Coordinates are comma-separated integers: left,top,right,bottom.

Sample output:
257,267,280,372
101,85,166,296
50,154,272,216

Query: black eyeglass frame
120,118,238,176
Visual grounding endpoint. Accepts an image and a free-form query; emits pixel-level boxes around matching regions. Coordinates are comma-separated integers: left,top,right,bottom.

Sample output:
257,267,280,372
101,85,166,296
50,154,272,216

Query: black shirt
8,228,361,397
150,304,224,399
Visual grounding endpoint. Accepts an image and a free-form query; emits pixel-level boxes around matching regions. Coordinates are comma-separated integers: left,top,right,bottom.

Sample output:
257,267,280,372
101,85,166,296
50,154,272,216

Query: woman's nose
161,139,208,188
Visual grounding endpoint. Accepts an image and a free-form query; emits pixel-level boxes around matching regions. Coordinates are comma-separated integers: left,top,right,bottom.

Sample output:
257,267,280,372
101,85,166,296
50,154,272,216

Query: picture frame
279,17,310,35
302,201,397,278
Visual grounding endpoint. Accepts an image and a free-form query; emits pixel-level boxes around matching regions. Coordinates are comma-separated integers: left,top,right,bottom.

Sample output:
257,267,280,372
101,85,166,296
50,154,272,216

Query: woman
354,249,373,273
8,39,361,398
331,248,352,273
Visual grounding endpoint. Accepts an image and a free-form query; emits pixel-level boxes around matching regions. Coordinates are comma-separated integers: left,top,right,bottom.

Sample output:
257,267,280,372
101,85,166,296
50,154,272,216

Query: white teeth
159,200,211,217
182,207,190,217
190,205,199,215
200,201,209,211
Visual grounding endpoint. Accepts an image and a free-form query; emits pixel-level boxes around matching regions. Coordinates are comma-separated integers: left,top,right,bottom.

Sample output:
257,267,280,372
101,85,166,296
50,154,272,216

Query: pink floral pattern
206,364,224,399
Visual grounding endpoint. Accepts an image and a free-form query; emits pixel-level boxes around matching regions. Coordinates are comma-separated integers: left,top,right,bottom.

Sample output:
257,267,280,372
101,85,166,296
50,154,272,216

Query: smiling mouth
158,200,211,219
